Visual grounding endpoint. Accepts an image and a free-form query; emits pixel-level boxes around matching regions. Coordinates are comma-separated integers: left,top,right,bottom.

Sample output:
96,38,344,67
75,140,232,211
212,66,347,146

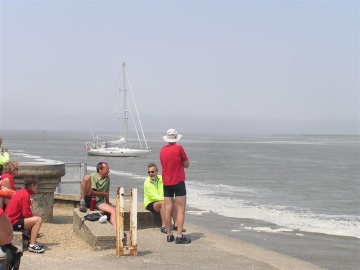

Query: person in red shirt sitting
0,161,18,207
5,175,44,254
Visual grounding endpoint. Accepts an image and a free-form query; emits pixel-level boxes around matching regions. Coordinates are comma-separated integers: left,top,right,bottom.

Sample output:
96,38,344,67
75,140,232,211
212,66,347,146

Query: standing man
143,162,185,234
0,137,10,175
160,129,191,244
79,162,116,228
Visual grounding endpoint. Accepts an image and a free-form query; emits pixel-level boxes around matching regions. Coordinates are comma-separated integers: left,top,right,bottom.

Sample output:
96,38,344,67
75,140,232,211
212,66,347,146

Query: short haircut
147,162,158,171
96,162,108,172
24,175,39,189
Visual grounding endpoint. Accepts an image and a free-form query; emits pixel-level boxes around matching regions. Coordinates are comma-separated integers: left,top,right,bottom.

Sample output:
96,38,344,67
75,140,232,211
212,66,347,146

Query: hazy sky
0,0,359,135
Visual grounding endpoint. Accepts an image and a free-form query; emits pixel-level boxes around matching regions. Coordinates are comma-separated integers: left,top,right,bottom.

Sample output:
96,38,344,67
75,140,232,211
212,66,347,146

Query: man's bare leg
79,175,91,212
97,203,116,228
153,201,165,227
164,197,174,235
174,195,186,237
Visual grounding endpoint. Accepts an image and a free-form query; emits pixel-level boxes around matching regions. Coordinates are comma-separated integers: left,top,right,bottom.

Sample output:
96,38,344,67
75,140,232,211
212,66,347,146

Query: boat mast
122,62,128,147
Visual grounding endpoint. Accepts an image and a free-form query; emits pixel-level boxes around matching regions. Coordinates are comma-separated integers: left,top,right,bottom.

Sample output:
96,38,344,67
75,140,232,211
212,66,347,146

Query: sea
2,130,359,270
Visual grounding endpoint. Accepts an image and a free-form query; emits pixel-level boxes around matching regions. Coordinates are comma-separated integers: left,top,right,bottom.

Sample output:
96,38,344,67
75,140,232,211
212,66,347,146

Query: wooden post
115,187,137,256
115,187,125,256
130,188,138,255
115,187,120,256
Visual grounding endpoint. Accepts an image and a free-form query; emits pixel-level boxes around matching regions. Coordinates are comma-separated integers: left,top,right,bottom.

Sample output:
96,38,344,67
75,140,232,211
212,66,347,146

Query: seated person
0,137,10,175
0,207,13,245
144,162,185,233
0,207,13,261
79,162,116,228
0,161,18,206
5,175,44,254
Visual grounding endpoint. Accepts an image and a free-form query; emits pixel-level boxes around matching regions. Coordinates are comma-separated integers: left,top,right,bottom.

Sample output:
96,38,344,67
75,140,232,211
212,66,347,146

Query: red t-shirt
160,144,188,186
5,188,34,225
0,173,15,189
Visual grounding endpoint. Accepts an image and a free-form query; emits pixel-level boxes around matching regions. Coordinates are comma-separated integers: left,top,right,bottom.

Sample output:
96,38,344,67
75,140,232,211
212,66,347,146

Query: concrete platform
72,200,162,249
73,209,116,249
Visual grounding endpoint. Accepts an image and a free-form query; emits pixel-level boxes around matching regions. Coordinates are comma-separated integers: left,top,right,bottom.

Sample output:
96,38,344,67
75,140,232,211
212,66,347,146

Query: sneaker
79,201,87,212
160,226,167,234
173,225,186,232
35,242,44,248
167,234,174,242
28,243,44,253
175,235,191,244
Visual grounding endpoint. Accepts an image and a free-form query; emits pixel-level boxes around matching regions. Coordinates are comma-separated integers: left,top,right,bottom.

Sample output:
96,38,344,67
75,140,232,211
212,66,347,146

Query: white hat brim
163,134,182,143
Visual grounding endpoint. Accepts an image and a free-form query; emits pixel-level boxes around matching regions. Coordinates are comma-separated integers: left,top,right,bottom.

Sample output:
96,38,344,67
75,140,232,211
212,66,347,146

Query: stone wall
14,162,65,222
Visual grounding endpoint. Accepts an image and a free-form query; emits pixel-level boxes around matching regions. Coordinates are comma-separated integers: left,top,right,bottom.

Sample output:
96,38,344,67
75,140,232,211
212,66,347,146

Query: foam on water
12,151,62,164
186,210,210,215
87,166,145,180
187,181,360,239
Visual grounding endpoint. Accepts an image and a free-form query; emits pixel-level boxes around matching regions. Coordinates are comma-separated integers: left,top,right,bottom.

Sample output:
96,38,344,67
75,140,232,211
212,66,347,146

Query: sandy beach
18,204,326,270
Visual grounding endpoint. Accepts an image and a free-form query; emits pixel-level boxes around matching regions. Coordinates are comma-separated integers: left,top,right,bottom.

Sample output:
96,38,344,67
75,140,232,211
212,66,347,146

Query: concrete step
73,204,161,249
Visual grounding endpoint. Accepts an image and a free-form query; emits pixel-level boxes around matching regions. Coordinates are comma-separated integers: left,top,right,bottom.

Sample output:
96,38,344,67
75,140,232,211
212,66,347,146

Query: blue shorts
163,181,186,198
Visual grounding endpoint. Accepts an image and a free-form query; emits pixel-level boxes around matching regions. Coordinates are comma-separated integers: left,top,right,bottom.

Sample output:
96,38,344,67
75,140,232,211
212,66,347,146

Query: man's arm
91,190,110,204
144,184,164,202
0,209,13,245
183,160,189,168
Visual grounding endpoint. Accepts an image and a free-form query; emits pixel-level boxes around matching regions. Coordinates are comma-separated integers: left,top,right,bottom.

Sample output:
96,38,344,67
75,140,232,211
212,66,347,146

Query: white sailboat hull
88,147,150,157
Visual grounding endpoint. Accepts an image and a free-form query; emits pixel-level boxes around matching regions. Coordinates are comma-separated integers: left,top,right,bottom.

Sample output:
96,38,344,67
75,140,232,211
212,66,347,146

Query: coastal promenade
19,204,325,270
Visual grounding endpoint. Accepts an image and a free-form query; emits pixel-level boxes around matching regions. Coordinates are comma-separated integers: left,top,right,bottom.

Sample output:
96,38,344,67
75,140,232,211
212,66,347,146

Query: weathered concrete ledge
55,193,162,229
14,162,65,222
54,193,82,207
54,193,162,249
73,209,116,249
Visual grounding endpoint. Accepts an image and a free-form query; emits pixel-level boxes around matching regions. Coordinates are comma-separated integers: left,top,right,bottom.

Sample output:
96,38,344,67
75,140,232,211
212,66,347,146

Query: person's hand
103,193,111,204
1,147,7,153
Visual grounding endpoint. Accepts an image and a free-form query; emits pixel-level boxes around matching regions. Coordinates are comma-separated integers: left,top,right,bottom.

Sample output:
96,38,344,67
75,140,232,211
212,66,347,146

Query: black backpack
1,243,22,270
79,212,102,228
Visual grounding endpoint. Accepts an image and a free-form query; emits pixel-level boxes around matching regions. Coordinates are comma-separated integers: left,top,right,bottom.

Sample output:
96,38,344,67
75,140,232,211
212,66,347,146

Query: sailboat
86,62,151,157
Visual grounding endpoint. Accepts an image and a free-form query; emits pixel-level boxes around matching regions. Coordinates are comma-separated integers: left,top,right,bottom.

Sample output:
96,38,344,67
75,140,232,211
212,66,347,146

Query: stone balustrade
14,162,65,222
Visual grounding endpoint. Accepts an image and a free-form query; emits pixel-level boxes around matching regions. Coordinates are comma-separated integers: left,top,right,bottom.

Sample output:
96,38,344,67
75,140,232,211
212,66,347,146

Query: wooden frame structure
115,187,138,256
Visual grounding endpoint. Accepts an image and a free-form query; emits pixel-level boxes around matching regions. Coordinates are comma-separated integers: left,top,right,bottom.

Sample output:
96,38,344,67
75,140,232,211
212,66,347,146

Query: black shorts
146,202,156,212
13,218,25,231
163,181,186,198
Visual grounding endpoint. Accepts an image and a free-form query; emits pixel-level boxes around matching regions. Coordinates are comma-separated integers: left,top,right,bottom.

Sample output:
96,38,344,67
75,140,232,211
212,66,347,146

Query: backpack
0,243,22,270
79,212,102,228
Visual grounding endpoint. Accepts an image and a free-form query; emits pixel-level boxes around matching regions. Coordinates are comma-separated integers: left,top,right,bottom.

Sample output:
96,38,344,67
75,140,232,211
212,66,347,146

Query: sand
19,204,326,270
